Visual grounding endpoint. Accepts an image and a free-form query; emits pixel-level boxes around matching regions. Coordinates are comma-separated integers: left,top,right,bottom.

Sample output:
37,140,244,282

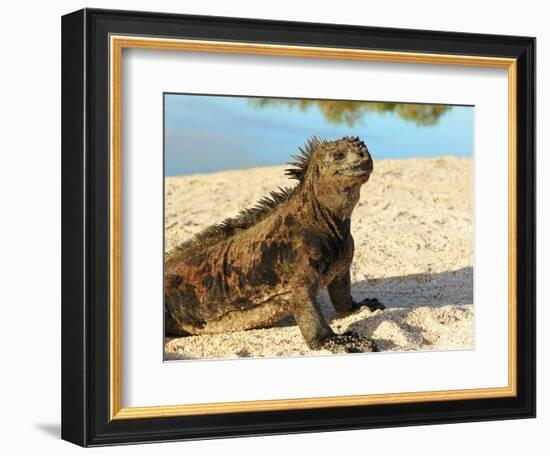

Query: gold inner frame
109,35,518,420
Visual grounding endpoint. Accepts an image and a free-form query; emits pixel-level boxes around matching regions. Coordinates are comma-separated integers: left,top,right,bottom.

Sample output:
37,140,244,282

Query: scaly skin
164,136,384,353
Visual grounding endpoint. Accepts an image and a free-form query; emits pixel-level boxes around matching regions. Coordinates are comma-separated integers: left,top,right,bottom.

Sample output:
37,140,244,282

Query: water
164,94,473,176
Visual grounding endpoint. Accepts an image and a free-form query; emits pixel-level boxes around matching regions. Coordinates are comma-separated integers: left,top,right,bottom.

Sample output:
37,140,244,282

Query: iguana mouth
337,162,372,177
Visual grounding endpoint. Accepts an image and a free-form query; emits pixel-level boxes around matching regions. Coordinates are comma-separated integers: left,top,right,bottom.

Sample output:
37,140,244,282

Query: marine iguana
165,136,385,353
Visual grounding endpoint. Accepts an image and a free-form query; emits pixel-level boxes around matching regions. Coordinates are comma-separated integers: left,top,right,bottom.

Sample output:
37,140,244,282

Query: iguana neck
294,177,359,240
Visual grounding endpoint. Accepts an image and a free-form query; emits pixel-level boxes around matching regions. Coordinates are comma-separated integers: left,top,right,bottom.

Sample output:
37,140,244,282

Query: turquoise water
164,94,473,176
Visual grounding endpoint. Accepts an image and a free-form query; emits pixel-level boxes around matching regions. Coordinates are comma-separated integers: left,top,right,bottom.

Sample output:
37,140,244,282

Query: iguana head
286,136,373,185
286,136,373,217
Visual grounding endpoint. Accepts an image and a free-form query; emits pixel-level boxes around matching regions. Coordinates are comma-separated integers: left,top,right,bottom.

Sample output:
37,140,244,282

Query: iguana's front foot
320,331,378,353
352,297,385,313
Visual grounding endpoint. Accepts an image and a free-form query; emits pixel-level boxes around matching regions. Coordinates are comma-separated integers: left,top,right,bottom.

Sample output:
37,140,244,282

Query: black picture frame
61,7,536,447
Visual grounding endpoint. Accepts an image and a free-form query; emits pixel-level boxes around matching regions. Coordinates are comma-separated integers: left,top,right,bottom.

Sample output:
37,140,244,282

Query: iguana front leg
327,271,385,317
291,286,377,353
291,286,333,348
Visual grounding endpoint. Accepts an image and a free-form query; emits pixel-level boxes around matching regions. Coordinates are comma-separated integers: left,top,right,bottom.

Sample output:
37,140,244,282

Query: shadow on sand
342,266,472,349
275,266,472,321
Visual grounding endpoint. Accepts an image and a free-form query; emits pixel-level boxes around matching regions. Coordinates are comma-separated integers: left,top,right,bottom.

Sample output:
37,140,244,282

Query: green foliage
250,99,452,127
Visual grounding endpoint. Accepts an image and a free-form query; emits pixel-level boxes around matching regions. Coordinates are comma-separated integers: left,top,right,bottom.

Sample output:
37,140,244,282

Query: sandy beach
164,157,473,360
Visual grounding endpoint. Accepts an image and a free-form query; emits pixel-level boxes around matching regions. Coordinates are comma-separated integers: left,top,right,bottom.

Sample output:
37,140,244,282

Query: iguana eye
334,152,345,161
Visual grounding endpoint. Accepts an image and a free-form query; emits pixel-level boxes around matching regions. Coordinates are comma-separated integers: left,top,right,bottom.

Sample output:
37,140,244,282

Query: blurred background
164,94,473,176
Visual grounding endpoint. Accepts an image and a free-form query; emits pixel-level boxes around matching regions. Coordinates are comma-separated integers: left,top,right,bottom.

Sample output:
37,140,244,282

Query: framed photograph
61,8,535,447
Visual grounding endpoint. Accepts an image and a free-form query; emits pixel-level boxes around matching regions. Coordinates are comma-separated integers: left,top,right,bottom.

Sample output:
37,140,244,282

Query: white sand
164,157,473,360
